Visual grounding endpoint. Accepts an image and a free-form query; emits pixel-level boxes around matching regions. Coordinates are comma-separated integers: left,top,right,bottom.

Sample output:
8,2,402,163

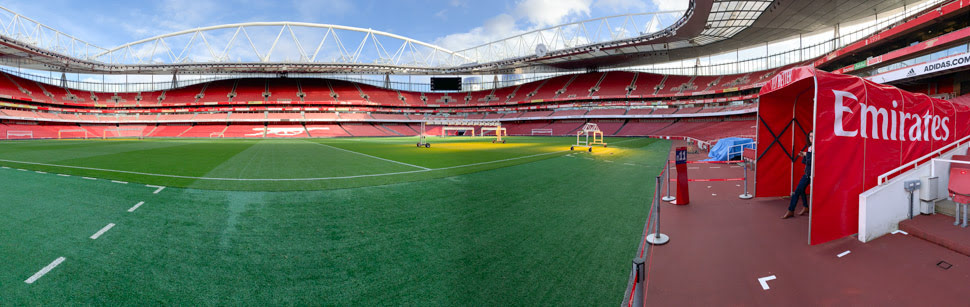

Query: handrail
877,134,970,184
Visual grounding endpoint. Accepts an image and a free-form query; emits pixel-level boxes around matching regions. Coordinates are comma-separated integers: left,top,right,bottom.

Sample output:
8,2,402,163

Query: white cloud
514,0,593,28
650,0,689,11
435,0,599,51
435,14,522,51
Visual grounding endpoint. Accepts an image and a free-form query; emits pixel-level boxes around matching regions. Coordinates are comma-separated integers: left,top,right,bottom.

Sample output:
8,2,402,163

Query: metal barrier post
662,161,675,202
631,257,645,306
647,175,670,245
739,162,753,199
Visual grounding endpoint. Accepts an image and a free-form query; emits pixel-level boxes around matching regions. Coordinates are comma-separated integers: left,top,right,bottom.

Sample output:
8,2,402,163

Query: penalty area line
311,142,430,170
0,150,569,181
25,257,66,284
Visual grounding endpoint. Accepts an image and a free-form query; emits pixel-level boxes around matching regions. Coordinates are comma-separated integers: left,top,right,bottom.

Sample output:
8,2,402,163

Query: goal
103,128,144,139
441,126,475,137
531,128,553,136
480,127,508,137
58,129,91,139
6,131,33,139
209,132,225,138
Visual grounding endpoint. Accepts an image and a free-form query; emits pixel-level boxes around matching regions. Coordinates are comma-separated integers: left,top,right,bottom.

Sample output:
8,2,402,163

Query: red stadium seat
948,155,970,227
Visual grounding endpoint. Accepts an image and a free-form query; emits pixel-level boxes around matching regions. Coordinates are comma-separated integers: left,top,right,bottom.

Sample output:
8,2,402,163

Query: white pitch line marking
82,177,97,180
1,166,9,169
623,163,635,166
111,180,128,184
758,275,777,290
89,223,115,240
837,250,851,258
35,171,46,174
17,168,27,171
57,174,70,177
891,230,909,235
25,257,65,284
313,142,430,170
0,150,570,181
128,201,145,212
146,185,165,194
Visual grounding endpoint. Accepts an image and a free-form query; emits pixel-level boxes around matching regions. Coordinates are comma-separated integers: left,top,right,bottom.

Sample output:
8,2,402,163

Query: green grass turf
0,136,670,305
0,137,602,191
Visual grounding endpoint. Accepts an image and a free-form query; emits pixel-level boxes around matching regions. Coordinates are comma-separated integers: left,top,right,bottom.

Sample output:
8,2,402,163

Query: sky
0,0,689,51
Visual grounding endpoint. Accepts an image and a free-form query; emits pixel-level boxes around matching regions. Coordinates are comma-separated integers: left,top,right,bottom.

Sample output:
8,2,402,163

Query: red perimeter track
640,140,970,306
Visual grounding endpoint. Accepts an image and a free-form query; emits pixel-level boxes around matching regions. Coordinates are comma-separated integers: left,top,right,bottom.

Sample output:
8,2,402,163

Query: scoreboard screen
430,77,461,91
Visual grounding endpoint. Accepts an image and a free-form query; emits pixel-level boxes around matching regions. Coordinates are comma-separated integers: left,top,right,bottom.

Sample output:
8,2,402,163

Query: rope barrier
667,160,744,164
670,178,744,182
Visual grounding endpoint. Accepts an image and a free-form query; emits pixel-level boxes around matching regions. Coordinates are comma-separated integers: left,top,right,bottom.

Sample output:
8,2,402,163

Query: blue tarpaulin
704,137,754,161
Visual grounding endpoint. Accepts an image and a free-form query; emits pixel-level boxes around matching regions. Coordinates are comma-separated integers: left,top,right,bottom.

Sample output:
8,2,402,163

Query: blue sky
2,0,686,51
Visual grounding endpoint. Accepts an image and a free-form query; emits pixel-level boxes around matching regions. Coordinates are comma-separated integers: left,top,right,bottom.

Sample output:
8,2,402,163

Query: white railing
878,134,970,184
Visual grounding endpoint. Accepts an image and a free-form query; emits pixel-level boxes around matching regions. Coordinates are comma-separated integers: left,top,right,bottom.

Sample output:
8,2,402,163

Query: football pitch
0,136,669,305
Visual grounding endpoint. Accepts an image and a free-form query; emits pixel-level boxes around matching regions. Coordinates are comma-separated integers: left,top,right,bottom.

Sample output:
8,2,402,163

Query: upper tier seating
233,79,267,102
594,72,636,97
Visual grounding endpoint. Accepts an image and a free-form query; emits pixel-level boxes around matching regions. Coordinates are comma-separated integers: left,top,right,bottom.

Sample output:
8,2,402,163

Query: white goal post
531,128,554,136
480,126,508,137
6,130,33,139
58,129,91,139
103,128,144,139
209,132,225,138
441,126,475,137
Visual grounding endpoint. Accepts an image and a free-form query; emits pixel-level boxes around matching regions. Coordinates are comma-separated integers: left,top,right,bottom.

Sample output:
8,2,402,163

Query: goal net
441,127,475,137
103,128,144,139
6,131,33,139
58,129,91,139
531,128,554,136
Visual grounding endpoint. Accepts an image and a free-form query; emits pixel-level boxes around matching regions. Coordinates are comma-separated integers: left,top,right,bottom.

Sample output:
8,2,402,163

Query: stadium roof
0,0,939,75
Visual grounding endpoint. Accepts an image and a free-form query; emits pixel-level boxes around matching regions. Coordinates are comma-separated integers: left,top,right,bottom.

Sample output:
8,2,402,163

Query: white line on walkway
25,257,65,284
837,250,851,258
128,201,145,212
146,185,165,194
710,166,721,169
82,177,96,180
712,194,717,196
35,171,46,174
758,275,777,290
891,230,909,235
688,167,699,170
111,180,128,184
90,223,115,240
312,142,430,170
0,150,570,181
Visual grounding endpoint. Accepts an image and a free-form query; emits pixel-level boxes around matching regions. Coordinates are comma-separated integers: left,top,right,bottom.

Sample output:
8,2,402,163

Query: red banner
758,66,970,245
